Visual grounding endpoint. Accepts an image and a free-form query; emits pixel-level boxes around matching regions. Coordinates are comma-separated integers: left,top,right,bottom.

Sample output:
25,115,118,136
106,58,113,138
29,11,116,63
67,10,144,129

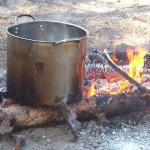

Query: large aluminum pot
7,14,87,106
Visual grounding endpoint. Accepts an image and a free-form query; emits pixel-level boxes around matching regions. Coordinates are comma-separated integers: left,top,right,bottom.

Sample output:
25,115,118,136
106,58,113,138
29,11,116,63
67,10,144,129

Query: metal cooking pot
7,14,87,106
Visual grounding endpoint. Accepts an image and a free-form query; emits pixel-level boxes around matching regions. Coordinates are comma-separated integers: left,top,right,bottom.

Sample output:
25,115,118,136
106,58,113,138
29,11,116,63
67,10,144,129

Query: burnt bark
0,91,149,135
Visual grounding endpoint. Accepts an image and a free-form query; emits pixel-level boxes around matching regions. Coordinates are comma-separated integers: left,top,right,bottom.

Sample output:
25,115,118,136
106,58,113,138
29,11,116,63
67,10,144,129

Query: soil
0,0,150,150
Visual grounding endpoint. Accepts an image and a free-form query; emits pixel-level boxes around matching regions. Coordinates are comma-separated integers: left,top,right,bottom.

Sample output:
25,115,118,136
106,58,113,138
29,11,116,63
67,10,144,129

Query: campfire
84,47,149,97
0,46,150,146
1,15,149,146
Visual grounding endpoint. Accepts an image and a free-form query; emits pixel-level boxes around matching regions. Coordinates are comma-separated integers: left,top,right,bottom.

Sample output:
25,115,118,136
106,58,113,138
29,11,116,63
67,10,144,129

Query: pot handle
54,39,80,46
49,39,80,52
15,14,36,24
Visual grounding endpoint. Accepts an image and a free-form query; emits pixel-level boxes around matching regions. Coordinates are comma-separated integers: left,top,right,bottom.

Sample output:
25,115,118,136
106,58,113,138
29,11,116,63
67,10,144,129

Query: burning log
0,91,149,135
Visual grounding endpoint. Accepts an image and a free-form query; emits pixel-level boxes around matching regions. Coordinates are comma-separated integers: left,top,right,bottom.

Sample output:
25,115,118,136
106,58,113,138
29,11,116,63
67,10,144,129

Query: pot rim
6,20,87,43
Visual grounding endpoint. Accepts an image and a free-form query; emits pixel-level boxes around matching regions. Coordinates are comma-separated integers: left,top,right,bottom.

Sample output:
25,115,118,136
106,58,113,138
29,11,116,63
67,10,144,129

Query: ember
84,47,148,97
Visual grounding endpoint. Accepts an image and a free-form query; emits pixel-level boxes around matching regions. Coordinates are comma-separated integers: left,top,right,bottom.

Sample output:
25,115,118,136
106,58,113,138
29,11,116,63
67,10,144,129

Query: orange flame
127,47,146,82
87,47,147,97
87,83,95,97
118,47,147,93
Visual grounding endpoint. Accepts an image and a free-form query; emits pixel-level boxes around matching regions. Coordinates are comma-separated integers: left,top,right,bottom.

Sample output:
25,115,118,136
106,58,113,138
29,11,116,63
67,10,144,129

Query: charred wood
0,91,149,135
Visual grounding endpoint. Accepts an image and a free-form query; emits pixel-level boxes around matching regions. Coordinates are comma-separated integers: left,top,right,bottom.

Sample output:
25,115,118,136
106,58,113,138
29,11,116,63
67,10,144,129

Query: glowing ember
86,47,147,97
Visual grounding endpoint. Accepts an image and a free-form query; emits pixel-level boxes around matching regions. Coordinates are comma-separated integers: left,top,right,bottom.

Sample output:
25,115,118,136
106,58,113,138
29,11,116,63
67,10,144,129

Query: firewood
0,104,60,133
0,91,149,135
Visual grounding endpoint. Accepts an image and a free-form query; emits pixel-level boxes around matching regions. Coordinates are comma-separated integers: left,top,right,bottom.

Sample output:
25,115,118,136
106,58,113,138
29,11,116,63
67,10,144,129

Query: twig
101,50,149,92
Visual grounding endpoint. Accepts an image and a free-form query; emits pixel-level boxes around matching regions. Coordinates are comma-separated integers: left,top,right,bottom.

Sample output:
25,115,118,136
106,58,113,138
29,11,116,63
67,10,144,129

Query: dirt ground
0,0,150,150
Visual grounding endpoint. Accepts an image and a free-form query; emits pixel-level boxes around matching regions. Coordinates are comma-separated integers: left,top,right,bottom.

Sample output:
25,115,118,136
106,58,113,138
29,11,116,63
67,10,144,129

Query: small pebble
41,135,47,139
46,138,51,143
112,131,116,135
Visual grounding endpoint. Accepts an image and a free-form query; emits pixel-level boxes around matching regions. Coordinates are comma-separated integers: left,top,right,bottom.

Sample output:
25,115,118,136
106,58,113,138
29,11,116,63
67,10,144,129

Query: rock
46,138,51,143
112,131,116,135
41,135,47,139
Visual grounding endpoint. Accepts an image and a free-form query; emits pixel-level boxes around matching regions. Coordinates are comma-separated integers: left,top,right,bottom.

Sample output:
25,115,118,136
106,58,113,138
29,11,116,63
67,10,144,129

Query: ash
79,111,150,150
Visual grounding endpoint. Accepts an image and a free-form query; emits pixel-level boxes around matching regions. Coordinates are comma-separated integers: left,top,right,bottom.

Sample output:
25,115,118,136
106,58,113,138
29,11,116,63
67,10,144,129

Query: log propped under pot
0,90,149,135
